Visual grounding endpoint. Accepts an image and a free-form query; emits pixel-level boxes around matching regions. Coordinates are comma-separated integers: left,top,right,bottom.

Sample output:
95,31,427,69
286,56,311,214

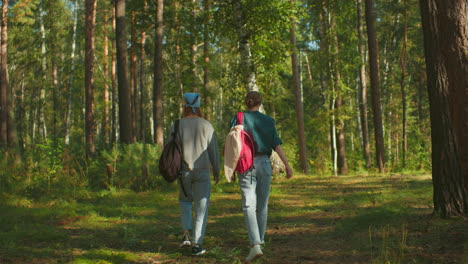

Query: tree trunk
115,0,132,144
139,0,147,143
174,0,184,117
103,11,110,145
111,5,117,144
65,0,78,146
130,11,138,142
0,0,8,146
357,0,371,168
330,14,348,175
419,0,468,217
153,0,164,146
85,0,97,156
190,0,199,92
203,0,211,120
365,0,385,172
231,0,258,92
290,0,308,174
38,2,47,141
399,0,408,167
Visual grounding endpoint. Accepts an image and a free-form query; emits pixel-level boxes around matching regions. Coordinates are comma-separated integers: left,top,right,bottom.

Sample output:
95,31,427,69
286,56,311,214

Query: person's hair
244,91,262,109
183,107,202,117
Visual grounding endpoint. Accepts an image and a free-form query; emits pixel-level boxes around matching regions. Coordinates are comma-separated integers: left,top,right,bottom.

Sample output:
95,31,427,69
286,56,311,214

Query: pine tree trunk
231,0,258,92
111,5,117,144
365,0,385,172
0,0,8,146
65,0,78,146
85,0,97,155
103,11,110,145
357,0,371,168
400,0,408,167
153,0,164,146
115,0,132,144
419,0,468,217
174,1,183,117
331,14,348,175
203,0,211,120
290,0,308,174
139,0,147,143
130,11,138,142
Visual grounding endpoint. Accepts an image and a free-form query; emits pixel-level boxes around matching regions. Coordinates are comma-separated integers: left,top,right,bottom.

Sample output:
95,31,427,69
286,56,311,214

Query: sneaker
246,245,263,262
179,234,191,248
192,245,207,256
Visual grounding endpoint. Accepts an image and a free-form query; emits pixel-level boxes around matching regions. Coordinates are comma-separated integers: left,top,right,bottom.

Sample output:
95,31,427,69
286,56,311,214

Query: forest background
0,0,467,263
0,0,466,223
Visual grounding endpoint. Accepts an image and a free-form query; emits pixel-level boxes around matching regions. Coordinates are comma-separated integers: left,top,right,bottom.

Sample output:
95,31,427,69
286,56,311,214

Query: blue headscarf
184,93,200,114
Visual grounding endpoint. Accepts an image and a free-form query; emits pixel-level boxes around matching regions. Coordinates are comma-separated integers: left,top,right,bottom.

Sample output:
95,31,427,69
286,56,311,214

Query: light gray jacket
169,117,220,178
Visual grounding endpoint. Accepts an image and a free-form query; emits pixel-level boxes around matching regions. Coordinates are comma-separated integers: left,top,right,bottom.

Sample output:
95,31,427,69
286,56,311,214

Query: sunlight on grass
1,173,465,264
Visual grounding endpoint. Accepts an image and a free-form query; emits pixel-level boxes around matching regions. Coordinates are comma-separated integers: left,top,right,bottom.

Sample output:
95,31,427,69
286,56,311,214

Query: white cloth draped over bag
223,124,243,183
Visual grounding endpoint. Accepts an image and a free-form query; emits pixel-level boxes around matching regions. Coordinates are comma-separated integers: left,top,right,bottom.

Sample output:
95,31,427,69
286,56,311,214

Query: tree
85,0,97,155
290,0,308,174
0,0,9,146
357,0,371,168
365,0,385,172
115,0,132,144
419,0,467,216
231,0,258,92
153,0,164,145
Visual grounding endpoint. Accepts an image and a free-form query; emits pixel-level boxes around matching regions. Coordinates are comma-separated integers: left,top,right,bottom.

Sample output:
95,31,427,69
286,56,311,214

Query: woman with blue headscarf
167,92,220,256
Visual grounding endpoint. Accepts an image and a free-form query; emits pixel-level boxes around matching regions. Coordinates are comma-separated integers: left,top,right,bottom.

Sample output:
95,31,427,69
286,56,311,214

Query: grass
0,173,466,263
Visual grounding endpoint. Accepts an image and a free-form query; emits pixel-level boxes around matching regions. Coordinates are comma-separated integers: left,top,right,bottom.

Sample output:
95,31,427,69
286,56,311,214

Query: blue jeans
179,169,211,245
238,155,272,246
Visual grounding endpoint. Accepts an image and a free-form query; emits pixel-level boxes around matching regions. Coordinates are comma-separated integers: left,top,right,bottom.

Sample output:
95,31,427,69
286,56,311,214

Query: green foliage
89,144,164,191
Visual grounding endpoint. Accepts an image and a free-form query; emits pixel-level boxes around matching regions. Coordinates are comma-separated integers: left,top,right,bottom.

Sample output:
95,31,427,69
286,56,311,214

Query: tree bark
111,5,117,144
115,0,132,144
330,14,348,175
153,0,164,146
419,0,468,216
357,0,371,168
231,0,258,92
103,11,110,145
85,0,97,155
139,0,147,143
290,0,308,174
130,11,138,142
0,0,8,146
365,0,385,172
399,0,408,167
203,0,211,120
65,0,78,146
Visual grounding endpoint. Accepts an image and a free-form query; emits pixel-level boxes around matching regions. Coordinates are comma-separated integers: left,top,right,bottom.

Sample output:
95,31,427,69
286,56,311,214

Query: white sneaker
246,245,263,262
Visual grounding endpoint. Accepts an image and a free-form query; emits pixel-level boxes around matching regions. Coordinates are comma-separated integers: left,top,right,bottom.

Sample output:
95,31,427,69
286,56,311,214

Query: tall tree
139,0,147,142
357,0,371,168
330,12,348,175
419,0,468,216
65,0,79,146
153,0,164,145
365,0,385,172
231,0,258,92
290,0,308,174
130,11,138,142
0,0,8,146
203,0,211,120
85,0,97,155
115,0,132,143
103,10,110,145
399,0,408,167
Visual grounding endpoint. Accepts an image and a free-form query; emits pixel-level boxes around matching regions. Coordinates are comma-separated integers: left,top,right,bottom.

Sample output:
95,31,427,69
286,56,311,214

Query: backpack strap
236,112,244,125
173,119,188,197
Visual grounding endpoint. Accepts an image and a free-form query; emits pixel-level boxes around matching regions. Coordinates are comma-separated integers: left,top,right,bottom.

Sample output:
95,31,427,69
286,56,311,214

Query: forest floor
0,173,466,264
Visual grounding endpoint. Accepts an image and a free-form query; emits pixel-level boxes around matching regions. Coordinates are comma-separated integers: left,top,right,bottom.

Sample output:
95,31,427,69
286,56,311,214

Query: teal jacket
229,110,282,157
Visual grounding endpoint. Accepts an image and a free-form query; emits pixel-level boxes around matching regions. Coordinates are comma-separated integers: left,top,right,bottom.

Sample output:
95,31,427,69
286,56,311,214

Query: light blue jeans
179,169,211,245
238,154,272,246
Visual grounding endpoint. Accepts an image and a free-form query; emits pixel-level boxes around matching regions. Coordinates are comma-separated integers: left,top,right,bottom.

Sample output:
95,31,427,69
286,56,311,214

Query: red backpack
234,112,255,173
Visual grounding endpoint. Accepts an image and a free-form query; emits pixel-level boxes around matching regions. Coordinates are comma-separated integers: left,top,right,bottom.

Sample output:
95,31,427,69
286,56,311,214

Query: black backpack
159,120,183,183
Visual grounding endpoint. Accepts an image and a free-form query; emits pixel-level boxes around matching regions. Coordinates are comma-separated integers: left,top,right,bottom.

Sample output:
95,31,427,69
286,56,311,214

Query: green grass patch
0,173,466,263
